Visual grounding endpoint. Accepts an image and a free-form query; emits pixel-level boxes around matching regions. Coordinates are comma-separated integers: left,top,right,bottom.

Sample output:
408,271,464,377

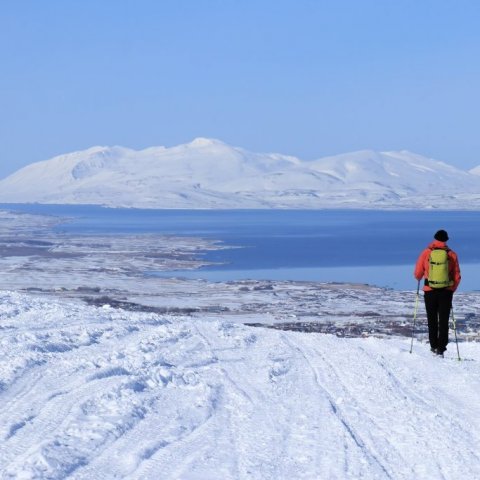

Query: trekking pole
451,307,461,361
409,280,421,354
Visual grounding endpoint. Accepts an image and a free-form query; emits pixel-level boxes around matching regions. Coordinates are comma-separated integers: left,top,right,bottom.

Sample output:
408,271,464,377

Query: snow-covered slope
469,164,480,176
1,138,480,209
310,149,478,193
1,290,480,479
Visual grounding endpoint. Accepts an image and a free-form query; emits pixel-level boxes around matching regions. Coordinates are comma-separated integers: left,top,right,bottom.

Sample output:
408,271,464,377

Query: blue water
2,204,480,291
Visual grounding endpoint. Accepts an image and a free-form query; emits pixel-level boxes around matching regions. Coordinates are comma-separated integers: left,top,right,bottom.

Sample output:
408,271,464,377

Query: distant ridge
1,138,480,209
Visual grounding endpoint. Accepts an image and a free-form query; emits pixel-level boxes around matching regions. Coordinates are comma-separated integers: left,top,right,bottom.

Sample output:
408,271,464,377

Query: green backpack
428,248,453,288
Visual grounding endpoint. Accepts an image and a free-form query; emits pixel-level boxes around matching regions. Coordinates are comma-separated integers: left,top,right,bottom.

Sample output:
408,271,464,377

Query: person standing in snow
414,230,461,356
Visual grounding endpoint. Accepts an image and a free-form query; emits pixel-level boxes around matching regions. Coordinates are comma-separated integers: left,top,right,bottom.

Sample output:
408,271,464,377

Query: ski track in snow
1,291,480,479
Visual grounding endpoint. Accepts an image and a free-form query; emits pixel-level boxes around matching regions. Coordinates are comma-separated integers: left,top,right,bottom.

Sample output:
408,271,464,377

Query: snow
2,139,480,209
1,209,480,479
469,165,480,176
1,291,480,479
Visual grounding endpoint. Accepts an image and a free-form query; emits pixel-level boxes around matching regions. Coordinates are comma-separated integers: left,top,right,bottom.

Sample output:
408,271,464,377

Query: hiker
414,230,461,356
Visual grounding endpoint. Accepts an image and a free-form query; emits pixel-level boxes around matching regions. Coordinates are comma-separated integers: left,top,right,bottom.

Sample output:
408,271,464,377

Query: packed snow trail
1,291,480,479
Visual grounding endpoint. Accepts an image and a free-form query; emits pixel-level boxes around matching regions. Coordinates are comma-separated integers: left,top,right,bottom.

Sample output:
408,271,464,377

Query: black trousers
424,289,453,352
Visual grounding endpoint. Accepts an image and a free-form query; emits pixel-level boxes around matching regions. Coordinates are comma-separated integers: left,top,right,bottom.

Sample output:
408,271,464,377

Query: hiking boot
435,348,445,357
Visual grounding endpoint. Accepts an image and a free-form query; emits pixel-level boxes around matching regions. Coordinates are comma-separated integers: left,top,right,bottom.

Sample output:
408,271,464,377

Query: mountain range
1,138,480,209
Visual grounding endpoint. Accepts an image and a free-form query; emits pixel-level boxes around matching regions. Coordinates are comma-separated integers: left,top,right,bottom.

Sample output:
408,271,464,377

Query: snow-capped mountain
1,138,480,209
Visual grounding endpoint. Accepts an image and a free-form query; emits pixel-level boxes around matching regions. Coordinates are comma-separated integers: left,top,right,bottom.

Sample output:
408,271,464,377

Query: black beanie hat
434,229,449,242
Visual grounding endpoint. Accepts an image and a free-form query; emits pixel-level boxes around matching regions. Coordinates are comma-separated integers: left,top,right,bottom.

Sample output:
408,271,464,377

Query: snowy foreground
1,290,480,480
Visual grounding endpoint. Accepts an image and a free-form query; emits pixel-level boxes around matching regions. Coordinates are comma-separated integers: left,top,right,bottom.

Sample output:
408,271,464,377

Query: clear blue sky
1,0,480,179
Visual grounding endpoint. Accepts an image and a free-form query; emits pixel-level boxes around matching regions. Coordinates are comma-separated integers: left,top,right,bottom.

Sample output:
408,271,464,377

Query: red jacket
414,240,461,292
